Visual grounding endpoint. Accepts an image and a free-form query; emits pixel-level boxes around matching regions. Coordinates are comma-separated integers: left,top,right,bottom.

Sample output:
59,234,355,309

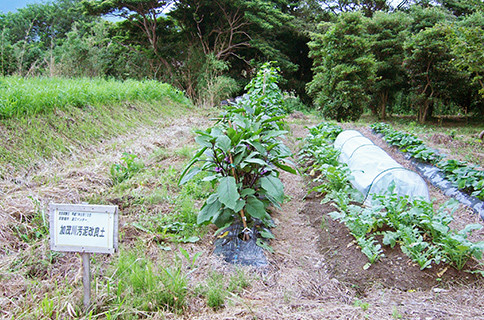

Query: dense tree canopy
1,0,483,120
307,12,376,121
306,1,484,122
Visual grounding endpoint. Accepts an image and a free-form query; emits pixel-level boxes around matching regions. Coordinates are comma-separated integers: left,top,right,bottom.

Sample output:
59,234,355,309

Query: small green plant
196,268,252,310
205,272,227,310
227,268,251,294
14,197,49,243
392,306,403,319
353,299,370,311
179,247,203,270
110,152,144,184
111,248,188,313
439,159,484,200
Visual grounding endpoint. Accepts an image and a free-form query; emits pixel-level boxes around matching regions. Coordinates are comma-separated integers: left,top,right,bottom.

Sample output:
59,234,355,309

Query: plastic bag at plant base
334,130,430,204
213,223,269,267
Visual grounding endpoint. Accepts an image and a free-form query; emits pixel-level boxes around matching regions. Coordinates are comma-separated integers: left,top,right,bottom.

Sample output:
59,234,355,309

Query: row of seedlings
300,123,484,271
371,123,484,200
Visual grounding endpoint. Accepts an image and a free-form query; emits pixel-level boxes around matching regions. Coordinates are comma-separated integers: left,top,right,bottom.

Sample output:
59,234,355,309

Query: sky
0,0,408,15
0,0,44,14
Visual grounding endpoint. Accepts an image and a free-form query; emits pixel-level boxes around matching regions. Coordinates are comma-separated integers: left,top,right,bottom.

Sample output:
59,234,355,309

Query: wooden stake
82,253,91,311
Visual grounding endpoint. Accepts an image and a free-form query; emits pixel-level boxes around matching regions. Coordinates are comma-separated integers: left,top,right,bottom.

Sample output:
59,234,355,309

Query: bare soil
1,112,483,319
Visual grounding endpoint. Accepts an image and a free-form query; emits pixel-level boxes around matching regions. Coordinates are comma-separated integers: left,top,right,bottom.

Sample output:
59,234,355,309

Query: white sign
49,204,118,254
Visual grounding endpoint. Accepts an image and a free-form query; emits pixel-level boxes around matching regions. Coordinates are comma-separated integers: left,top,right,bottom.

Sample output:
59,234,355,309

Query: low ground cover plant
302,122,484,271
179,63,296,244
371,122,484,200
110,152,144,185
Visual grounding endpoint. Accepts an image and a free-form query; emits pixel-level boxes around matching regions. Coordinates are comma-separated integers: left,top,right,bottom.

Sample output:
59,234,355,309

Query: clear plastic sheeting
334,130,430,204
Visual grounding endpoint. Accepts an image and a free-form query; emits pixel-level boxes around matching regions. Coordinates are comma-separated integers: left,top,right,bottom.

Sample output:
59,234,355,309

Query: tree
83,0,173,54
447,11,484,116
449,12,484,95
167,0,299,100
436,0,484,17
0,0,96,75
403,23,465,123
367,11,410,119
307,11,376,121
317,0,389,16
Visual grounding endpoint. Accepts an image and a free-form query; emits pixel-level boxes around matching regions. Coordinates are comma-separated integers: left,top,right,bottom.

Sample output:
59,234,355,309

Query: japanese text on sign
50,204,118,254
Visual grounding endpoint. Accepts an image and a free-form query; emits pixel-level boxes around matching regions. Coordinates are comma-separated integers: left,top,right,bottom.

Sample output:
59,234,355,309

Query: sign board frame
49,203,118,254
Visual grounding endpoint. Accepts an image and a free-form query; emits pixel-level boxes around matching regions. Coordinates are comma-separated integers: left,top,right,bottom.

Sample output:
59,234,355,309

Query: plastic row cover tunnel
334,130,430,204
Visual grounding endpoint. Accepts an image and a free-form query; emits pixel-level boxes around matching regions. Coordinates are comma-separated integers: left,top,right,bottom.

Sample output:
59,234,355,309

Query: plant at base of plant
227,268,251,293
110,152,144,184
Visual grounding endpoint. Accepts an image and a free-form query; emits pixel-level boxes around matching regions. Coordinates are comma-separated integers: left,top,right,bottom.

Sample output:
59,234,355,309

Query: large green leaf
195,135,213,148
273,160,297,175
217,176,240,210
245,195,269,220
213,209,234,228
234,199,246,212
263,130,287,139
240,188,256,197
198,194,222,224
178,146,207,185
243,158,268,166
178,167,201,186
260,175,284,203
215,135,232,153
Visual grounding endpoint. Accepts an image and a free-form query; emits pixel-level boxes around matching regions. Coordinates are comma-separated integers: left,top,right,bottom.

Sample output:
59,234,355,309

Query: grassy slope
0,76,191,177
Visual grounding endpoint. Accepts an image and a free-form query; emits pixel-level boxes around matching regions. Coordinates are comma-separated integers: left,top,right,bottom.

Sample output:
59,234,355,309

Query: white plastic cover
334,130,430,204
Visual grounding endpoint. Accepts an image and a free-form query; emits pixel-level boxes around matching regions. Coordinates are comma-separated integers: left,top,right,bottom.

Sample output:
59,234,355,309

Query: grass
0,77,193,177
0,76,189,119
107,247,188,314
195,267,252,310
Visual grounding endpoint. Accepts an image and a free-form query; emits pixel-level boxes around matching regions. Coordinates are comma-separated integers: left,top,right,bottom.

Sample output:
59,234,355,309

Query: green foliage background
1,0,484,121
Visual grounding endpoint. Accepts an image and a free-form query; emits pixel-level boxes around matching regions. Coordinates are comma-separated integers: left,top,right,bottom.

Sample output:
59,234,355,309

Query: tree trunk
379,90,389,120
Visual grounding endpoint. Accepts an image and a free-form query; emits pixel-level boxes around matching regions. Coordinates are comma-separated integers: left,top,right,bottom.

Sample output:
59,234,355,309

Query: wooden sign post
49,203,118,311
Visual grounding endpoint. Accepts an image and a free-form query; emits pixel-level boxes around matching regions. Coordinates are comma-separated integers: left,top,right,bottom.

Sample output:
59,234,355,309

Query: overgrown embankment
0,77,192,177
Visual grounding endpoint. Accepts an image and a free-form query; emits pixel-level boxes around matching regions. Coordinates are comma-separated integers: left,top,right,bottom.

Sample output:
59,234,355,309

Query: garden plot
1,112,484,319
299,122,483,285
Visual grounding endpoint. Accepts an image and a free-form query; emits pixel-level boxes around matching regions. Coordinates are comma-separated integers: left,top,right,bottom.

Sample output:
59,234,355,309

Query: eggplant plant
179,63,296,242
